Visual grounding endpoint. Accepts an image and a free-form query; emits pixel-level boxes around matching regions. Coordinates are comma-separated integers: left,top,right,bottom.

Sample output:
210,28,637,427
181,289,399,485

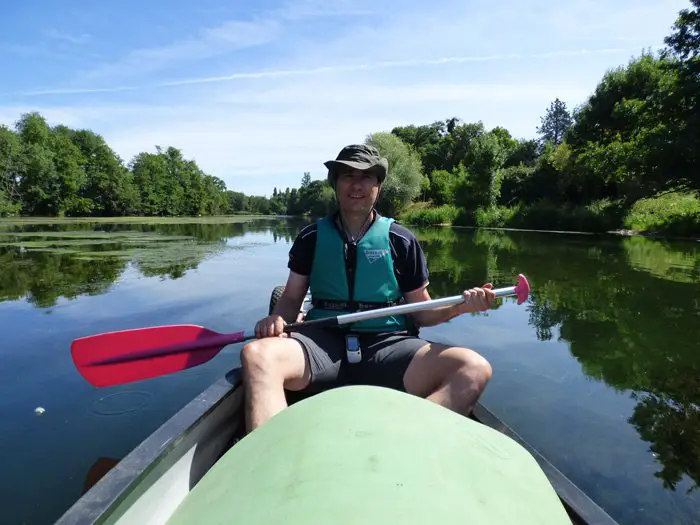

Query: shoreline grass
399,191,700,240
3,195,699,241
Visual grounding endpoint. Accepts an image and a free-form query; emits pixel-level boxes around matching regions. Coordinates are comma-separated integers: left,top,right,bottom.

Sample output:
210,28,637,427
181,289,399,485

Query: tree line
388,0,699,236
0,111,294,218
2,1,698,236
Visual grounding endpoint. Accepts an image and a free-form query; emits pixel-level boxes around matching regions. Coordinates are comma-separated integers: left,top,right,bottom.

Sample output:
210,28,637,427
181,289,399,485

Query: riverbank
399,190,700,240
3,191,699,241
0,214,275,225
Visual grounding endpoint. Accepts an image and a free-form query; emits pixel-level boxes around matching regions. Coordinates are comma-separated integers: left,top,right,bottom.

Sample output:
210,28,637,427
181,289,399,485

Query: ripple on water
91,391,152,416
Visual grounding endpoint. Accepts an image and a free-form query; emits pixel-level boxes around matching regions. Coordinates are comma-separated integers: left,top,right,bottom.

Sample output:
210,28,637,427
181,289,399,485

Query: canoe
55,369,620,525
55,289,621,525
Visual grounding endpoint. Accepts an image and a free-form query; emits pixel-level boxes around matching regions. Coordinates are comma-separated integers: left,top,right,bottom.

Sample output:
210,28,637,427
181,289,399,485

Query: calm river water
0,216,698,525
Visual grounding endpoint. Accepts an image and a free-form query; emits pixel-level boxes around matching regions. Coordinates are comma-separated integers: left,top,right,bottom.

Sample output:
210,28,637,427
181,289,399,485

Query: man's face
335,168,380,214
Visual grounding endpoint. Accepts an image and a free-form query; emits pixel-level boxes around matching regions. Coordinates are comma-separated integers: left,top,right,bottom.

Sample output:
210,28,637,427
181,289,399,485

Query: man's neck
338,209,374,240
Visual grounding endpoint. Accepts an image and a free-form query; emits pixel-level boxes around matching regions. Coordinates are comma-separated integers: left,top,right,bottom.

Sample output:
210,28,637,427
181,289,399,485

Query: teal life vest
304,215,411,332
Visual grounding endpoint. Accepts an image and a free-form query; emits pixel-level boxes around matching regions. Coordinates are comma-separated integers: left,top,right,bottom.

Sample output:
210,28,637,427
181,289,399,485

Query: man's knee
240,338,310,389
403,343,489,395
455,349,493,386
241,340,276,378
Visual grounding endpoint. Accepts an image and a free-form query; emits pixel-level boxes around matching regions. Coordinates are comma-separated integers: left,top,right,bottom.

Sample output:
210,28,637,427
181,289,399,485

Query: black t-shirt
287,212,429,294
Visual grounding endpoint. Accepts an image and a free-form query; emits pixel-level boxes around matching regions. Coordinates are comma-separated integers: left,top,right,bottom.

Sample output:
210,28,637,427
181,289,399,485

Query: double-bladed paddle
71,274,530,387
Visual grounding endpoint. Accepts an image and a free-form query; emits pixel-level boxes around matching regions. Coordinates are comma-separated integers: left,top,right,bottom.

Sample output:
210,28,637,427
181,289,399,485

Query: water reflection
0,217,306,307
422,226,700,497
1,218,699,523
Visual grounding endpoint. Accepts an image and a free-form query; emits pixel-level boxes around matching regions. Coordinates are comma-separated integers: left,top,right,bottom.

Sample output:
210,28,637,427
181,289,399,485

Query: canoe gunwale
55,369,242,525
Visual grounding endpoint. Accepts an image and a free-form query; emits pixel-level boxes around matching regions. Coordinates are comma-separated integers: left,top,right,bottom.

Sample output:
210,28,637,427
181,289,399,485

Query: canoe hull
168,384,573,525
56,368,619,525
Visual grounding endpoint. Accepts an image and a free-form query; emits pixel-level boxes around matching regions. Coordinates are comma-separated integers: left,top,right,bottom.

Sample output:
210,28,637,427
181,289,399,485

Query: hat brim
324,159,388,173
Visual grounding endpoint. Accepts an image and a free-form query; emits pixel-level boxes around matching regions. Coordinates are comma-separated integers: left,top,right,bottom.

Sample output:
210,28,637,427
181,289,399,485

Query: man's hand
457,283,496,314
255,315,288,338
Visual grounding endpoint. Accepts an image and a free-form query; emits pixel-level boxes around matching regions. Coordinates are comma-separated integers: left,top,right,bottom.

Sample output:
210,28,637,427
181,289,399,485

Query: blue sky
0,0,690,196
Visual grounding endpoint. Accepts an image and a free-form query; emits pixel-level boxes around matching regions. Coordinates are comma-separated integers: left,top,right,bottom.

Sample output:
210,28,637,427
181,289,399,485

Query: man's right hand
254,315,288,338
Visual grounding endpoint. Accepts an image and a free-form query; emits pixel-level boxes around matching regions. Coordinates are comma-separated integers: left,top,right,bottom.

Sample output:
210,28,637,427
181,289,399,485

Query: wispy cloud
275,0,374,20
74,18,280,85
162,47,635,87
214,81,592,107
11,46,635,96
44,29,92,45
66,0,376,87
16,86,138,97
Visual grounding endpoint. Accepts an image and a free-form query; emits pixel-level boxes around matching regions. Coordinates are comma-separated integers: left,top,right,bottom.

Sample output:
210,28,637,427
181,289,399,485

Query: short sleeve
287,223,317,276
390,223,429,293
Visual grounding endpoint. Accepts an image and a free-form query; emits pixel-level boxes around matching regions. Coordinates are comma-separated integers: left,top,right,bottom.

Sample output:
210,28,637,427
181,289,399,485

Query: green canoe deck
167,385,572,524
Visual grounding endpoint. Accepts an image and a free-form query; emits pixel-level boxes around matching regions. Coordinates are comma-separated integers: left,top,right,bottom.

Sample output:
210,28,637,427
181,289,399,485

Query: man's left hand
458,283,496,314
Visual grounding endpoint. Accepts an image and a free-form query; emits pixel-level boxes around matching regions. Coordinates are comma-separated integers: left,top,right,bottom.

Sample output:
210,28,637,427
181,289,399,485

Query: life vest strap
311,298,403,312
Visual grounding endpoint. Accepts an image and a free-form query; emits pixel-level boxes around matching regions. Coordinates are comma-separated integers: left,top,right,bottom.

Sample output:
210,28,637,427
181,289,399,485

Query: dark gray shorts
290,327,429,394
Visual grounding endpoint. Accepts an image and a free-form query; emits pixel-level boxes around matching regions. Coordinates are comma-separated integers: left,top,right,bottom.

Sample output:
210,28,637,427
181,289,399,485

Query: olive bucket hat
324,144,389,186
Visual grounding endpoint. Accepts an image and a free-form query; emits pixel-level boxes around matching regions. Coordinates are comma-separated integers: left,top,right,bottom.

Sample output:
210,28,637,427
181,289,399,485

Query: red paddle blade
71,325,246,387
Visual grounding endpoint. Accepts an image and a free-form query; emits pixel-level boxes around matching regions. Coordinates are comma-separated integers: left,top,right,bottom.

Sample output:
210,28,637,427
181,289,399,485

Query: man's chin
341,200,371,211
347,206,372,214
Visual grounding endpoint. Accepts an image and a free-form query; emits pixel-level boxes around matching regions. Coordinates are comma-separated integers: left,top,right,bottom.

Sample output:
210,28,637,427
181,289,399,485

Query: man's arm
272,271,309,323
390,224,458,327
404,285,463,327
390,223,494,327
274,221,316,323
404,283,496,327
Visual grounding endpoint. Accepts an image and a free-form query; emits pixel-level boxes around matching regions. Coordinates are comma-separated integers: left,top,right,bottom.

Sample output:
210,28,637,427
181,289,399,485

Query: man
241,144,496,433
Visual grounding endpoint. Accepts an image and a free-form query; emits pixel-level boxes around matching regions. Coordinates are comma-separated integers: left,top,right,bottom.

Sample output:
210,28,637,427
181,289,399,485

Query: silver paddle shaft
335,285,518,326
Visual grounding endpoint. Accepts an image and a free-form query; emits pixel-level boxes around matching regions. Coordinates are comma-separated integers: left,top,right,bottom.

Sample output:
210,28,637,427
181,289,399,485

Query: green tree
227,191,249,213
365,131,423,217
247,195,271,214
427,169,459,206
51,129,90,216
15,113,88,216
16,113,61,215
661,0,700,190
199,174,227,215
391,120,450,175
537,98,573,145
505,139,539,168
567,53,679,200
65,128,138,216
0,125,24,216
664,0,700,60
456,131,507,211
129,150,168,215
